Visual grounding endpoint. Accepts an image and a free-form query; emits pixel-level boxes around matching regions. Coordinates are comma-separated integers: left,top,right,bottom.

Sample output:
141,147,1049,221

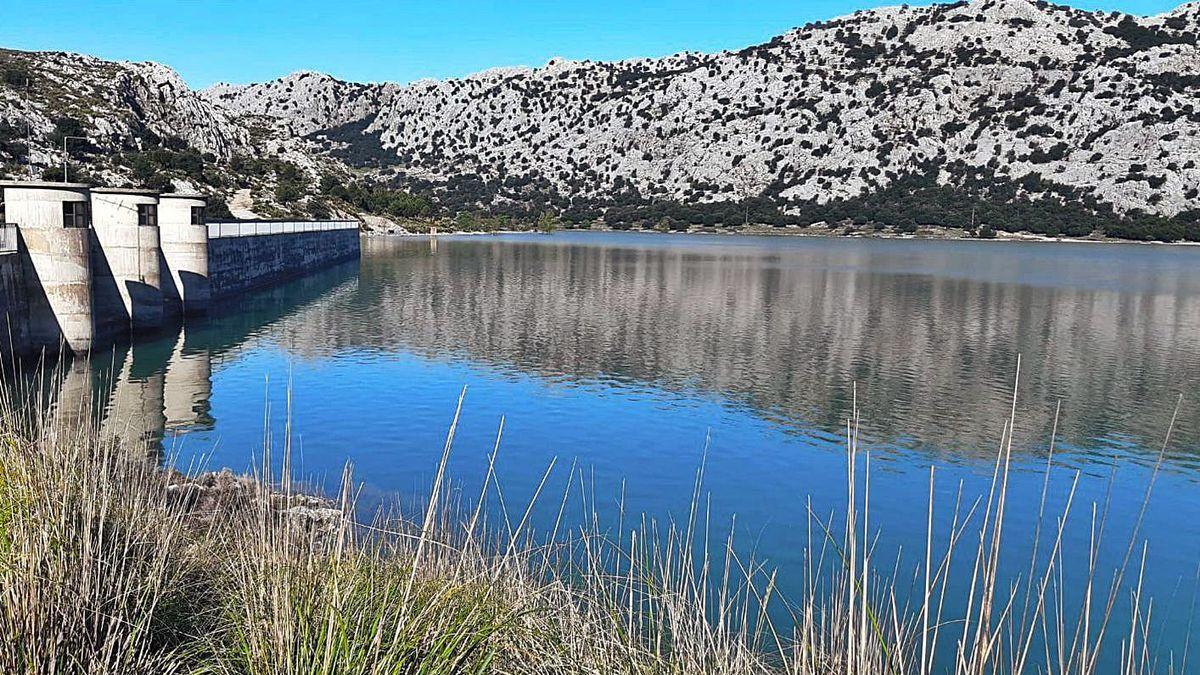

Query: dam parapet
206,220,360,298
0,181,360,355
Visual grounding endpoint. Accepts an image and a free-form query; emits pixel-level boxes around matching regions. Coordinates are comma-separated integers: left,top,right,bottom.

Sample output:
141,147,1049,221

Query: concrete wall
1,178,359,355
159,194,210,315
207,229,360,299
0,251,30,355
90,189,163,337
4,183,96,353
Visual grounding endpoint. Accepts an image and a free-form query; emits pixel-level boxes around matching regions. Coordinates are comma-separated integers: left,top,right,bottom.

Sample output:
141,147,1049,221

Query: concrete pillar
90,188,163,336
0,248,31,356
0,181,95,354
158,194,209,315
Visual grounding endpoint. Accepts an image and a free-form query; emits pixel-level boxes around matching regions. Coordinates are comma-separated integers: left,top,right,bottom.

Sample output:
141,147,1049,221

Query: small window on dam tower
62,201,89,228
190,206,205,225
138,204,158,227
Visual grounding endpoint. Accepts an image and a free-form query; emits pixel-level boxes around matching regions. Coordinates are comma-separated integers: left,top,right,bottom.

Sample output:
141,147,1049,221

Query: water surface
43,232,1200,665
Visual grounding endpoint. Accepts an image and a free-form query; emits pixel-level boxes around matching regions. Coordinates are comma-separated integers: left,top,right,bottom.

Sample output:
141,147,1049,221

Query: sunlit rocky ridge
1,0,1198,227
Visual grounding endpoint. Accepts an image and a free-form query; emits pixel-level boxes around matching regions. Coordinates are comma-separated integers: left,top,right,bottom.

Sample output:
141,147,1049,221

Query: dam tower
158,193,210,315
0,181,95,353
90,187,164,334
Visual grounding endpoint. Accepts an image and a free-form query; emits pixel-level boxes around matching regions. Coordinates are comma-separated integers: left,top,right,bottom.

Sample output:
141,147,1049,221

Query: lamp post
25,78,35,180
61,135,87,183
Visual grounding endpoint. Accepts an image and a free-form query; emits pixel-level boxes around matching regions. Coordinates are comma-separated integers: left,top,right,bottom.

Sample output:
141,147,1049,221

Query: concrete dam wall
0,241,29,355
207,222,361,299
0,181,360,356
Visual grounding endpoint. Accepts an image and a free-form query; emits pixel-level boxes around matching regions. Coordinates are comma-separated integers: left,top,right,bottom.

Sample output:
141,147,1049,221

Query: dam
0,181,359,356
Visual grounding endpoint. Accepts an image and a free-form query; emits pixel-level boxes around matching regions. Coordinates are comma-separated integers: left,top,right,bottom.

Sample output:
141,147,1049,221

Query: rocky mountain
3,0,1200,238
0,48,248,173
204,72,398,138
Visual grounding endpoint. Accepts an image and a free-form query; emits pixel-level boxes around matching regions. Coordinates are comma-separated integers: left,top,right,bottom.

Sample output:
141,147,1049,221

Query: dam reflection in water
48,335,208,459
84,326,214,456
46,260,359,457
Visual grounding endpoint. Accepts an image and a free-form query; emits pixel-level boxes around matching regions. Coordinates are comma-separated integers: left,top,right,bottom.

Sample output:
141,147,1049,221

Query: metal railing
206,220,359,239
0,224,18,253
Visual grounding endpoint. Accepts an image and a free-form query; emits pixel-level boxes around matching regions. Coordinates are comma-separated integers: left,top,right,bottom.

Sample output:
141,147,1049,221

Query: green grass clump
215,528,516,673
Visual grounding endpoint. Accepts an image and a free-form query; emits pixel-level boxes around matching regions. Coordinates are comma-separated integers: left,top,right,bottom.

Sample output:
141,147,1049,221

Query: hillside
3,0,1200,239
0,49,247,172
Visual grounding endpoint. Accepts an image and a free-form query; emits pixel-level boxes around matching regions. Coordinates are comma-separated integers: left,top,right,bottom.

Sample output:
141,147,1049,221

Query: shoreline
366,225,1200,247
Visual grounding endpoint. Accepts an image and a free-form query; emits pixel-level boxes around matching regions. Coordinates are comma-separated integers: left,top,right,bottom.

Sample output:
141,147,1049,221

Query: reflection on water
102,347,166,456
53,234,1200,467
163,329,213,432
28,233,1200,664
346,235,1197,466
42,260,359,457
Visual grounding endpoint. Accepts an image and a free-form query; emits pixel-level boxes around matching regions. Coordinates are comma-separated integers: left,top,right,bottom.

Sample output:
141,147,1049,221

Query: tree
129,155,173,191
537,211,559,234
1,64,32,88
307,199,331,220
319,174,341,195
50,117,85,146
730,160,769,225
40,163,92,184
0,121,28,161
272,162,308,204
274,178,305,204
455,212,479,232
206,196,234,221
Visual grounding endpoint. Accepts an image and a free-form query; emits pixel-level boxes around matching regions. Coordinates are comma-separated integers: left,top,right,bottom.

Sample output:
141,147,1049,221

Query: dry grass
0,376,199,673
0,365,1184,674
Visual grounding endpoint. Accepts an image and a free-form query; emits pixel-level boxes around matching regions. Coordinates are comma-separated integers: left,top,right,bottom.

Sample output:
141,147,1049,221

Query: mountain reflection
319,235,1197,464
42,235,1200,466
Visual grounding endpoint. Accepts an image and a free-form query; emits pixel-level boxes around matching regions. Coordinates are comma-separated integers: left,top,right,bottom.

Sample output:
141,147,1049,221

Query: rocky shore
164,467,343,527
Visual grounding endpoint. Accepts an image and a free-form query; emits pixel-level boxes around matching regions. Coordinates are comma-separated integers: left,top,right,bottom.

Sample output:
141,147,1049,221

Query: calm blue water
47,232,1200,667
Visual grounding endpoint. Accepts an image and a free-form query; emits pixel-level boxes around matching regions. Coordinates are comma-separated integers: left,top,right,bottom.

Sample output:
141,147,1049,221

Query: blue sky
0,0,1185,88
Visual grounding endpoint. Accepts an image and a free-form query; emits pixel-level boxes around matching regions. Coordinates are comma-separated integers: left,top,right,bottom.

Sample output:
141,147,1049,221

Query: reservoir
34,232,1200,666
